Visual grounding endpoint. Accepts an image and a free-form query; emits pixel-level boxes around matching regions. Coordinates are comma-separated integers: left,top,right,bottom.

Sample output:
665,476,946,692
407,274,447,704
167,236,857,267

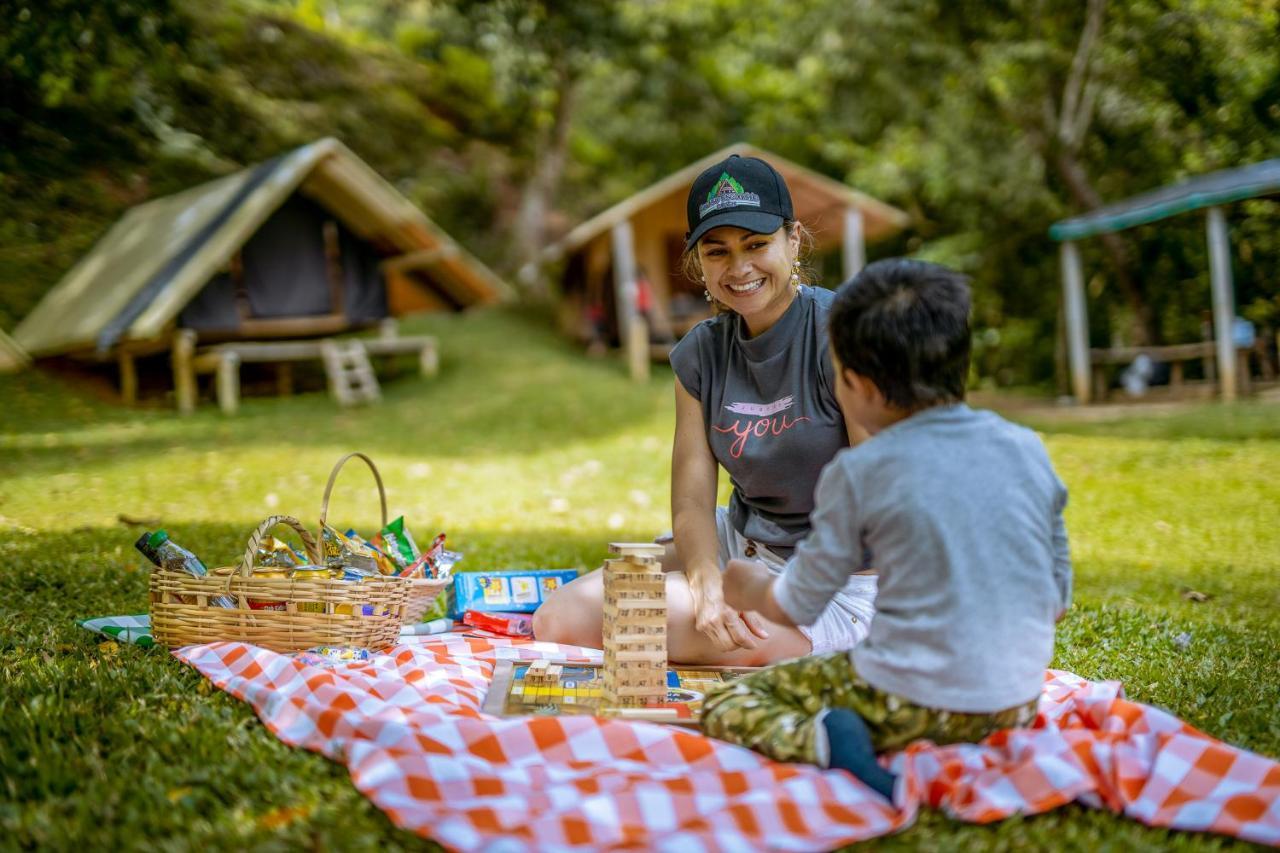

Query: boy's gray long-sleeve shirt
773,404,1071,713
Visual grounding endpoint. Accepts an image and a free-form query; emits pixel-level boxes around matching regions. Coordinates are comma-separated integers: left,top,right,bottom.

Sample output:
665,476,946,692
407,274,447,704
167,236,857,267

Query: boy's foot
823,708,897,801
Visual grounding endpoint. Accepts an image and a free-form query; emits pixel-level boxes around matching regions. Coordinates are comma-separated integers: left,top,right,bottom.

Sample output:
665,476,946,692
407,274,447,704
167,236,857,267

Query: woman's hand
689,567,771,652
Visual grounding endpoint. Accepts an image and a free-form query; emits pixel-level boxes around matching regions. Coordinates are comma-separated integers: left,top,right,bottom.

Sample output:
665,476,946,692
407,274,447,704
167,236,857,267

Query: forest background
3,0,1279,390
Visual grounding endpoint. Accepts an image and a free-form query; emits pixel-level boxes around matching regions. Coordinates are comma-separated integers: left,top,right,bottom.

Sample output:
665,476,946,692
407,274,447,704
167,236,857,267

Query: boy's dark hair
829,259,971,410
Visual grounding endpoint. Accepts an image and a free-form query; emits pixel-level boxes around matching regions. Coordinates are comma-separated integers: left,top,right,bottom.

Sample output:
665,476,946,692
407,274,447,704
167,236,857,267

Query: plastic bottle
147,530,236,608
135,532,162,567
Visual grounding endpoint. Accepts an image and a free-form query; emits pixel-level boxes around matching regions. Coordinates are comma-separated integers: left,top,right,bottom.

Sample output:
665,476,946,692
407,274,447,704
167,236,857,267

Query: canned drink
289,567,334,580
248,569,289,610
334,603,376,617
247,600,288,611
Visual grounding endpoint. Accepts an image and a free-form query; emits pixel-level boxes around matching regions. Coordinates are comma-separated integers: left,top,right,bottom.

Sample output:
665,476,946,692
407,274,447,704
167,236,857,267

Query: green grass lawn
2,307,1277,850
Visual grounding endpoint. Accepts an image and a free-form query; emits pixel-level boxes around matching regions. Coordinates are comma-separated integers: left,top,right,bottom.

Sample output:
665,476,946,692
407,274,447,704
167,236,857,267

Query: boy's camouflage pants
700,651,1039,766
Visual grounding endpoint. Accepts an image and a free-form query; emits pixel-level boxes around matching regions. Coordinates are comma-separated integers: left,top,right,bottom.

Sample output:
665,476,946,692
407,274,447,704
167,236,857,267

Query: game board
482,659,757,726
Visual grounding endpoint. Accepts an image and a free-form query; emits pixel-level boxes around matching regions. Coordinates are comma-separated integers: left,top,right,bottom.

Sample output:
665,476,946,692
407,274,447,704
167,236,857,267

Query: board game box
451,569,579,617
482,659,757,727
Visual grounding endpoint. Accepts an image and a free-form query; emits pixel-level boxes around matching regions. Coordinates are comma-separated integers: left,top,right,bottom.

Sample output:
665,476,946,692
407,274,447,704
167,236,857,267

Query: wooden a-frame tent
13,138,511,408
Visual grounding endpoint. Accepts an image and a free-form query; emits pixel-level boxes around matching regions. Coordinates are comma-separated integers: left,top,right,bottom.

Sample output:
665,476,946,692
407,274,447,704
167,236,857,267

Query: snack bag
403,533,461,579
344,528,398,576
256,536,301,569
320,523,382,576
462,610,534,638
374,516,420,570
299,646,371,666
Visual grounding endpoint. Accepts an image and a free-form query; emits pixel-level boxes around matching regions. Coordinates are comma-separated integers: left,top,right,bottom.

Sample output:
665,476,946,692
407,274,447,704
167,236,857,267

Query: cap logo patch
699,172,761,219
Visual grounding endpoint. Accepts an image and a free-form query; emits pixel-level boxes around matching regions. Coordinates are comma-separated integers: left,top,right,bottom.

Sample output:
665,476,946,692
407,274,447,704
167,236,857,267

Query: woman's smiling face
697,224,801,336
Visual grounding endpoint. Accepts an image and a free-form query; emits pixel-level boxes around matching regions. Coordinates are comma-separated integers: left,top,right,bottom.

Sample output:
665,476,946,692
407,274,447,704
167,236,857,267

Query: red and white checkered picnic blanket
175,635,1280,849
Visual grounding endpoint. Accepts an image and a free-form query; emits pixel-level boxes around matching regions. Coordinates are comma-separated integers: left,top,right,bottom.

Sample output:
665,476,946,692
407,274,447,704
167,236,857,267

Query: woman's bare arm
671,379,761,651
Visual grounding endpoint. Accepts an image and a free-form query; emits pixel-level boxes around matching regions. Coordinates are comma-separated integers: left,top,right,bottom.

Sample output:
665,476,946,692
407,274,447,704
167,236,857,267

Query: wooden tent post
418,340,440,378
171,329,197,415
626,315,650,383
1060,242,1091,403
216,352,241,416
611,220,641,378
842,208,866,283
118,350,138,405
1205,206,1237,401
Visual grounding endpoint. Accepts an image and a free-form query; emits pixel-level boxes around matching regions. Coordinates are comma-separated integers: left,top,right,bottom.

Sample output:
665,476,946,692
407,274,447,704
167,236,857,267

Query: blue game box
450,569,580,618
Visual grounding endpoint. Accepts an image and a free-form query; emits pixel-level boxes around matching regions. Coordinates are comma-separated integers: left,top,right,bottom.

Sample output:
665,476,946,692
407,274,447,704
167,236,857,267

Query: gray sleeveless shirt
669,286,848,554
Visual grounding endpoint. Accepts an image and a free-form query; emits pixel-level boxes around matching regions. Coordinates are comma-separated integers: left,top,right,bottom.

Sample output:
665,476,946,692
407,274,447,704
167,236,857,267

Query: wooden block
608,543,666,558
603,707,679,720
525,659,556,686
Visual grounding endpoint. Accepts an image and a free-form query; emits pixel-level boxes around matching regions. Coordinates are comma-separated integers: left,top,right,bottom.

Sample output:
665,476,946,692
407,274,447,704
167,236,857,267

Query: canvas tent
541,143,909,368
14,137,511,365
0,328,30,373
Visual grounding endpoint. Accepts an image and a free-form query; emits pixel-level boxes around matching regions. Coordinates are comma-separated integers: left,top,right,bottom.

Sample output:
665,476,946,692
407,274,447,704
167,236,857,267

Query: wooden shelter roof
543,143,910,261
1050,159,1280,242
14,138,512,358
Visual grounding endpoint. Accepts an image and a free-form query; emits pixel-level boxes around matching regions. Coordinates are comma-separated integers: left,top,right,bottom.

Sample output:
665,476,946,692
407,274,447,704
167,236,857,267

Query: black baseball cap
685,154,794,249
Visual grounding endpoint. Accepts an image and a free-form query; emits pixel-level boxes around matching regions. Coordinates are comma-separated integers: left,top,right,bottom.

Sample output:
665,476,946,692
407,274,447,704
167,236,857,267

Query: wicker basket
149,515,409,652
320,451,449,624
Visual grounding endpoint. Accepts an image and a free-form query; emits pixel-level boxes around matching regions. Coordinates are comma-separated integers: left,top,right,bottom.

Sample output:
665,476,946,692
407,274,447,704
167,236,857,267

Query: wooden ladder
321,340,381,407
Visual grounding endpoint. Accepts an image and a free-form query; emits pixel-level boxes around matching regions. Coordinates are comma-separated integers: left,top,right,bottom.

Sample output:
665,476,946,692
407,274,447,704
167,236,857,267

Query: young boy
700,258,1071,801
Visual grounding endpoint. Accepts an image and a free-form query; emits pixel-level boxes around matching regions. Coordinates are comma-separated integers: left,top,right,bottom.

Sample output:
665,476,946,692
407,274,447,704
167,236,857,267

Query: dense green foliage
2,0,1279,382
1,307,1278,848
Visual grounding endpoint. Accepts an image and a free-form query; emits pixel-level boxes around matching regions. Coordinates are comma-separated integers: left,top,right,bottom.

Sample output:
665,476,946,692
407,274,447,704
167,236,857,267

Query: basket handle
238,515,323,577
319,452,388,531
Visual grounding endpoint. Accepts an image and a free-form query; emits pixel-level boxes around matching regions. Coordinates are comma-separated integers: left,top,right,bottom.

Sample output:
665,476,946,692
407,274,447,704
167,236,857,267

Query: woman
534,154,877,665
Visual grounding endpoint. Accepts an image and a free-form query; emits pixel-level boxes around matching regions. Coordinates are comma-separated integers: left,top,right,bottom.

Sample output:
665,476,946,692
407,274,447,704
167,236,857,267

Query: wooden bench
171,328,438,414
1089,342,1251,400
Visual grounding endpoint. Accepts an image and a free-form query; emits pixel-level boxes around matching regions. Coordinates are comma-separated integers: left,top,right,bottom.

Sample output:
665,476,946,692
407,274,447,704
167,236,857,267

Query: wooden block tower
601,542,668,708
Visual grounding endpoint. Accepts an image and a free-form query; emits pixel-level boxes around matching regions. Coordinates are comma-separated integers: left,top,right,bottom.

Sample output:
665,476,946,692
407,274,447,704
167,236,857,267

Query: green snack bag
377,516,420,569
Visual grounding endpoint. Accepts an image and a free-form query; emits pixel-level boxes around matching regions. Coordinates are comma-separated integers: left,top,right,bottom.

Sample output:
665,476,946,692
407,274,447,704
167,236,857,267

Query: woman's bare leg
534,542,681,646
664,571,811,666
533,562,810,666
532,568,605,647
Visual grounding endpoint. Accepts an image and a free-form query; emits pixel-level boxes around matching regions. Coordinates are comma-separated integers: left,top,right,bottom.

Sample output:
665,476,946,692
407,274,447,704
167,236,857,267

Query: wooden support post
627,315,650,383
418,340,439,378
216,352,240,416
171,329,197,415
1170,360,1184,389
611,220,638,357
842,208,866,283
1206,206,1237,401
276,363,294,396
118,350,138,405
1060,242,1091,404
1092,364,1108,402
